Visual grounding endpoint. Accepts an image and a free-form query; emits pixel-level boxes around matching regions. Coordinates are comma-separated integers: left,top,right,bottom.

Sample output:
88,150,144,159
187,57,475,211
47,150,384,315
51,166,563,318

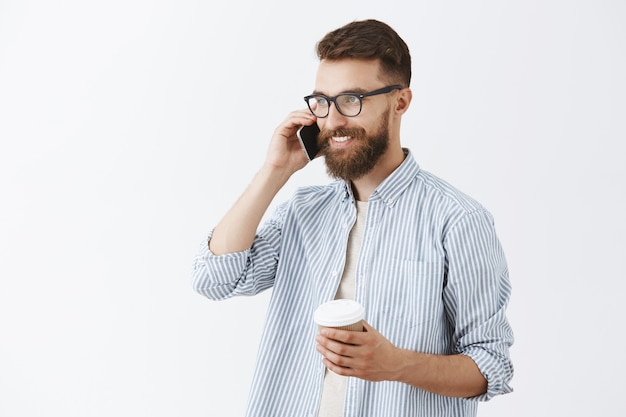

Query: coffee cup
314,299,365,332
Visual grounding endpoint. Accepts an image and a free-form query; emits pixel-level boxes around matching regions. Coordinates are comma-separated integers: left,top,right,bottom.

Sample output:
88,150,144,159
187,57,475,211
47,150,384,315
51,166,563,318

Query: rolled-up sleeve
192,203,286,300
443,209,514,401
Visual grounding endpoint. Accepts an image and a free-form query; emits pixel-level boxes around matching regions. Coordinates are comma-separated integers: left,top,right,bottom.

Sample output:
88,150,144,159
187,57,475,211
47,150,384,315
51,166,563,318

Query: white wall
1,0,624,415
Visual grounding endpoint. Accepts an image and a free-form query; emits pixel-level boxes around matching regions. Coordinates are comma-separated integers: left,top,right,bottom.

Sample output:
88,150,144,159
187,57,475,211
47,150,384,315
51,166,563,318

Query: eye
339,94,360,106
315,96,329,106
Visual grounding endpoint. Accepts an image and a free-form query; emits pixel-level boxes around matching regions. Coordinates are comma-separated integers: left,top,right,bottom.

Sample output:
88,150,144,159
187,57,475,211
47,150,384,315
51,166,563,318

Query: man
193,19,514,417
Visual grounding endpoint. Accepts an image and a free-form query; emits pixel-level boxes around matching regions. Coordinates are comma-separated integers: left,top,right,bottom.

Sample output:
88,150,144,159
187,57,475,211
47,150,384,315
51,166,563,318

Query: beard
318,111,390,181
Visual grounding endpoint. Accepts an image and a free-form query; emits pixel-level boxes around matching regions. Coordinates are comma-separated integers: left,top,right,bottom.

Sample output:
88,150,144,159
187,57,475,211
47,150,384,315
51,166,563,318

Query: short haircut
316,19,412,87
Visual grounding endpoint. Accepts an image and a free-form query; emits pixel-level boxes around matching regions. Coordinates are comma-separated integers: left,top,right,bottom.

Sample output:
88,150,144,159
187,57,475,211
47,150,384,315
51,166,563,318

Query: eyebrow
311,87,369,96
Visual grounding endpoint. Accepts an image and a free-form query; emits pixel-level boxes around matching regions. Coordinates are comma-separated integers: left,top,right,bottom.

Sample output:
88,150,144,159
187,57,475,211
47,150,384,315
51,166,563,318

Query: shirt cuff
462,347,514,401
191,230,251,299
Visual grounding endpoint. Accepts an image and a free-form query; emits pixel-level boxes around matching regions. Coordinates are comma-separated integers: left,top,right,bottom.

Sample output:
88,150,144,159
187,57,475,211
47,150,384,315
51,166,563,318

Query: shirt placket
343,197,384,417
311,195,357,417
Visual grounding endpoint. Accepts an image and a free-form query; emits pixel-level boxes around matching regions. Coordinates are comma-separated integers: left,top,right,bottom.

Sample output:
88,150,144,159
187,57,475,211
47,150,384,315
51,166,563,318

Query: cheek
355,105,391,131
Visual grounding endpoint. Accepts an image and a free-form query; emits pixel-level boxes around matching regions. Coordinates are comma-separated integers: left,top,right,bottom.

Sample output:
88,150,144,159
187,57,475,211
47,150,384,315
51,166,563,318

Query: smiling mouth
332,136,351,143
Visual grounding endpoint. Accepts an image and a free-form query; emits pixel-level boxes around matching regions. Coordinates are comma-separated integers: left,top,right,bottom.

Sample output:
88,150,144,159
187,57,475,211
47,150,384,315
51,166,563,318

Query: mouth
332,136,351,143
318,128,365,152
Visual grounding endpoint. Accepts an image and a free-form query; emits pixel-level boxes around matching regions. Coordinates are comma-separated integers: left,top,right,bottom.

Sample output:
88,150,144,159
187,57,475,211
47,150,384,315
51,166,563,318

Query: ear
394,87,412,115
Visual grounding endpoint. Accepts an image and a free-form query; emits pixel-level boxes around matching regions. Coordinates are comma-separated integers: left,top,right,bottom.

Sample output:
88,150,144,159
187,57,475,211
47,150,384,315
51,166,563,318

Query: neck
351,145,405,201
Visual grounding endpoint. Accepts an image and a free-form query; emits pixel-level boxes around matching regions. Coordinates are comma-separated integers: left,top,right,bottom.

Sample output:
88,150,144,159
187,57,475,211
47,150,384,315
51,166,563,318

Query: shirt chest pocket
375,259,446,328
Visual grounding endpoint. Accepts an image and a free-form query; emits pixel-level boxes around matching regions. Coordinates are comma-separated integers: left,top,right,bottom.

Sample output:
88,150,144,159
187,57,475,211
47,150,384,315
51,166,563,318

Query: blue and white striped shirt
192,150,514,417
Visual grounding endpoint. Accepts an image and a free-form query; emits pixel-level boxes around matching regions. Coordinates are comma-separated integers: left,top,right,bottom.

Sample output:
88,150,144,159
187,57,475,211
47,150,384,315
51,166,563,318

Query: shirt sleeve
442,209,514,401
191,202,287,300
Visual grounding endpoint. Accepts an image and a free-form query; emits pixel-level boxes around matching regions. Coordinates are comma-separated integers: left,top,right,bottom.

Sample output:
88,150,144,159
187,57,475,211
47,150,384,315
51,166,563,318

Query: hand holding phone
297,123,321,161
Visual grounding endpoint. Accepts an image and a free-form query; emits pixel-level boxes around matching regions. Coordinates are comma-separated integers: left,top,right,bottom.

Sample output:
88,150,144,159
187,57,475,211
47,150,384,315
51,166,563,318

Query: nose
322,101,348,130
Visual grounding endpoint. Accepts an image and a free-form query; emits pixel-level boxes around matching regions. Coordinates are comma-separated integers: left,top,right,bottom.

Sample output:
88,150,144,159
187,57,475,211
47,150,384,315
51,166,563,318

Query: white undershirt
317,200,368,417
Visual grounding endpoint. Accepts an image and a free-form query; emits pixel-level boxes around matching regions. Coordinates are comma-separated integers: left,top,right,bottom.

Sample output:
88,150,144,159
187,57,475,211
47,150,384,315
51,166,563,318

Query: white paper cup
314,299,365,332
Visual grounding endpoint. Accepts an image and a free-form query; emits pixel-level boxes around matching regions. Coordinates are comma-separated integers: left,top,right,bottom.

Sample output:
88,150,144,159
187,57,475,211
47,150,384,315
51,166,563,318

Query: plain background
1,0,624,416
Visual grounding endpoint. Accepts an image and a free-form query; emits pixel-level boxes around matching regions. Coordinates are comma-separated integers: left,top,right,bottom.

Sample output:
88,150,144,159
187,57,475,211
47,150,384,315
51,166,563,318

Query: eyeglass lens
307,94,362,118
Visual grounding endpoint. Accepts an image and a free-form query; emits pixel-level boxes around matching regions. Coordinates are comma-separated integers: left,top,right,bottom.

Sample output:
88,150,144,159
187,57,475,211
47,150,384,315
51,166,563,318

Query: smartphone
297,123,321,161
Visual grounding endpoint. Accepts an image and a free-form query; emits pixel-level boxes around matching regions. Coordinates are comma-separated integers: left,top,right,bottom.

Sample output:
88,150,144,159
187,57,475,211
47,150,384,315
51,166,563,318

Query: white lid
314,299,365,327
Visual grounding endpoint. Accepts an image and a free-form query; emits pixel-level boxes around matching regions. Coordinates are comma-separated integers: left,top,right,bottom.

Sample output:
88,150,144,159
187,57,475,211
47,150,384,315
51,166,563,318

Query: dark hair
316,19,411,87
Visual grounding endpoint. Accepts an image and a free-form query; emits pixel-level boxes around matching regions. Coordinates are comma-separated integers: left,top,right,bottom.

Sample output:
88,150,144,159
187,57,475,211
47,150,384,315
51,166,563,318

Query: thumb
361,320,378,334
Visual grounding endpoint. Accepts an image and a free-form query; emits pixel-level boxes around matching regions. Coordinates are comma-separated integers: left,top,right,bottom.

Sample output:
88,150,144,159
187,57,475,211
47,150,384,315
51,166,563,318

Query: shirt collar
340,148,420,207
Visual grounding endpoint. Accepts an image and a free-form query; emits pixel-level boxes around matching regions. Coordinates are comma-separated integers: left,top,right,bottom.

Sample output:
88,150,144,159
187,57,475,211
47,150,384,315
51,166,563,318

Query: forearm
317,322,488,399
209,164,292,255
396,350,487,398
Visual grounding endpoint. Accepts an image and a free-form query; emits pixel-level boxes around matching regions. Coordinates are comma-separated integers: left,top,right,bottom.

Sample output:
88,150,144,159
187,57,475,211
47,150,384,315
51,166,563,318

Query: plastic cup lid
314,299,365,327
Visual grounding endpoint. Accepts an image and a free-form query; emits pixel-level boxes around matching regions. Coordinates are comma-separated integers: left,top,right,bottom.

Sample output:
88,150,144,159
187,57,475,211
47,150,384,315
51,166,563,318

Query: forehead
314,59,384,95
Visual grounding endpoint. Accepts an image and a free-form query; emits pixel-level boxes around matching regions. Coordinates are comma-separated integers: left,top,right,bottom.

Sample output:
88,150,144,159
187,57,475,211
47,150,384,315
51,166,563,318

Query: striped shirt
192,150,514,417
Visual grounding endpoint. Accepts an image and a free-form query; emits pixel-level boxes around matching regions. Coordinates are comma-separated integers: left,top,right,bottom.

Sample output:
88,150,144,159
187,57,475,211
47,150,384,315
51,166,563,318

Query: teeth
332,136,350,143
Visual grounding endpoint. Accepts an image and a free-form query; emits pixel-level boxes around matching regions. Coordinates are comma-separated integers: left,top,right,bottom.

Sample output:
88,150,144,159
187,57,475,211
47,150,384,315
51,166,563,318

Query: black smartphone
297,123,321,161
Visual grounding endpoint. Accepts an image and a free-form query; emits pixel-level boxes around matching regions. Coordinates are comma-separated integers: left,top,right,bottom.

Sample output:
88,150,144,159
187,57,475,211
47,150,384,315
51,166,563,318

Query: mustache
318,127,367,146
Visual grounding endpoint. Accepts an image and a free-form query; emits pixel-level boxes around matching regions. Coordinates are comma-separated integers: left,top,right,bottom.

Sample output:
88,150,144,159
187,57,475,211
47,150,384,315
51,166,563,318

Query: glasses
304,85,403,118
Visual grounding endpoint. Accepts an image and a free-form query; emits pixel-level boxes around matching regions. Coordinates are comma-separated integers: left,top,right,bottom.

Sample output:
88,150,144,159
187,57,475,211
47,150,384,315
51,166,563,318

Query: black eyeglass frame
303,84,404,118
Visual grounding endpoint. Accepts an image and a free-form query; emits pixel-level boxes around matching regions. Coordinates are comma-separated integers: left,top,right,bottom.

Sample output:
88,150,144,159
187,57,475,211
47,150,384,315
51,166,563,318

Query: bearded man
193,19,514,417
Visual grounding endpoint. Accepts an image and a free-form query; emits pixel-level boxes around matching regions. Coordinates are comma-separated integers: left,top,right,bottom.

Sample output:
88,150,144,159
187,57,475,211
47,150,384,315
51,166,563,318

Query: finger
319,328,363,345
321,357,356,377
282,110,317,130
317,334,358,357
361,320,379,334
316,342,356,370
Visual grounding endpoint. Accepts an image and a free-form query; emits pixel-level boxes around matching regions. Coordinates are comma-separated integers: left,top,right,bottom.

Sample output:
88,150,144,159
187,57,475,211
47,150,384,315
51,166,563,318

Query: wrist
393,348,424,384
258,162,294,188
